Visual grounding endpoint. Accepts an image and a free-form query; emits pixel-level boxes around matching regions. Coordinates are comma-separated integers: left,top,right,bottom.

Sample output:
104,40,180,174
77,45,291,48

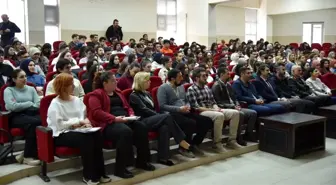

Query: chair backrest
183,83,192,92
46,72,57,83
0,82,36,111
40,94,58,127
320,73,336,90
116,53,126,62
153,68,161,76
110,68,118,74
43,81,49,96
207,81,214,89
151,87,160,112
79,63,87,69
122,88,133,102
78,70,87,81
81,79,88,87
48,64,55,73
149,76,163,92
102,63,108,69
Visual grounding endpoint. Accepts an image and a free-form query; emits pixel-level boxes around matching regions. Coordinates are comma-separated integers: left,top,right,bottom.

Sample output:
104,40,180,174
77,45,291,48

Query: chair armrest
0,113,10,143
36,126,55,163
239,101,248,108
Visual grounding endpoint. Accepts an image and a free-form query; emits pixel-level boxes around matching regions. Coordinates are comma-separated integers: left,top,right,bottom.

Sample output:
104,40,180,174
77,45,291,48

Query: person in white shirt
306,68,333,96
46,59,85,100
51,44,76,66
79,47,95,64
47,73,110,185
158,56,172,83
53,49,80,72
111,42,125,55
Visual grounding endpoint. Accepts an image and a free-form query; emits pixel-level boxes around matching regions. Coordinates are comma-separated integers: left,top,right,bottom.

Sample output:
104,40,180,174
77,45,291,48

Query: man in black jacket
0,14,21,47
288,65,332,108
212,67,258,142
105,19,123,42
272,64,318,113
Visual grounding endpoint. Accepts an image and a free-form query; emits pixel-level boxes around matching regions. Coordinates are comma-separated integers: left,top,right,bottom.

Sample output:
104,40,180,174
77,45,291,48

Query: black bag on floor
0,128,14,165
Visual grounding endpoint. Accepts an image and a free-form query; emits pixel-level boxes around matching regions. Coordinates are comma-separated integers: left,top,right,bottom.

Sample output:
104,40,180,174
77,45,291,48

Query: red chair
289,43,299,49
207,81,214,89
116,53,126,62
183,83,192,92
121,89,158,140
81,79,88,87
52,41,64,52
149,76,163,92
43,81,49,96
153,68,161,76
102,63,108,69
78,63,86,69
46,72,57,83
164,53,174,58
323,43,332,49
0,83,36,144
36,94,80,181
228,65,234,72
78,70,87,81
110,68,118,74
311,43,322,50
229,72,235,80
48,64,55,73
210,73,216,79
151,87,160,112
320,73,336,93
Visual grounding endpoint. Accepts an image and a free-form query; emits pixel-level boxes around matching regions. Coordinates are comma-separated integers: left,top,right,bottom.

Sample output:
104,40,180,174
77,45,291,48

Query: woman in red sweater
116,62,140,90
87,71,155,179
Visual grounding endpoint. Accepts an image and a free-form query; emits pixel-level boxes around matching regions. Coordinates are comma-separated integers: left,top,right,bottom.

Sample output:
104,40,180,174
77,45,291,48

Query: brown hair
53,73,74,98
92,71,114,90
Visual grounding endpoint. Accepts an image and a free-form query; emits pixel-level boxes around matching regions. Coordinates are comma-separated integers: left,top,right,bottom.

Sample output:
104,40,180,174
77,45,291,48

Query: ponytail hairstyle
92,71,114,90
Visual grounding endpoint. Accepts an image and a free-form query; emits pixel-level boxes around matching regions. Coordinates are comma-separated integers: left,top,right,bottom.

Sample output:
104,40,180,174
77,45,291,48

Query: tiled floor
139,138,336,185
8,138,336,185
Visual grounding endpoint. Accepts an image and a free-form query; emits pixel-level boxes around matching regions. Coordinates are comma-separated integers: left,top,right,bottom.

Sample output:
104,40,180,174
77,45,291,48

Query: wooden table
317,105,336,139
259,112,326,158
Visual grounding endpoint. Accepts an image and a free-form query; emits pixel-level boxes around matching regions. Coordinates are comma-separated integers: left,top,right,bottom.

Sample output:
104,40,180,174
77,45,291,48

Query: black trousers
54,131,105,181
103,121,150,173
304,95,333,110
10,114,41,158
171,112,213,145
288,98,315,113
142,114,186,161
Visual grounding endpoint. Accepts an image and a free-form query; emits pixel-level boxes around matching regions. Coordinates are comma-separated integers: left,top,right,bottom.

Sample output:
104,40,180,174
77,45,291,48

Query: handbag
0,128,14,165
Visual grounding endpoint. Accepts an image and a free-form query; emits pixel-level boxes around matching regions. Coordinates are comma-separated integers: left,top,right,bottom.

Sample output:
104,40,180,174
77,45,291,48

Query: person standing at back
106,19,123,42
0,14,21,47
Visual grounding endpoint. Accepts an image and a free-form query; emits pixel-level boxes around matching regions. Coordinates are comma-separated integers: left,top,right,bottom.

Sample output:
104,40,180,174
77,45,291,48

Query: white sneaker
83,177,99,185
100,175,111,183
23,158,40,166
213,143,227,153
15,152,24,164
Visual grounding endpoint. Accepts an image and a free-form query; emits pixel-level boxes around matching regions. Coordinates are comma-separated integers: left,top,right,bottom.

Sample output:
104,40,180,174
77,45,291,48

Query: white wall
215,5,245,41
267,0,336,15
271,8,336,43
59,0,157,41
218,0,260,9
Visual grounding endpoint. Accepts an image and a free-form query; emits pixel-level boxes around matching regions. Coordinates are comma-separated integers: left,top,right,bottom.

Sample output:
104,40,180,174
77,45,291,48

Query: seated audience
115,61,128,78
130,72,194,164
140,60,152,75
306,68,336,103
94,46,106,63
212,67,258,142
111,42,125,55
105,54,120,70
151,53,164,71
289,65,331,107
117,62,140,91
47,73,110,185
51,43,76,66
160,39,173,54
81,58,99,80
84,64,103,94
142,47,153,63
319,59,330,75
232,67,286,116
46,59,85,100
186,68,241,153
271,64,315,113
158,69,213,155
4,69,41,166
158,56,172,83
79,47,95,64
0,50,15,88
20,59,45,95
172,51,184,68
29,47,48,75
87,71,155,178
198,63,214,83
175,63,193,84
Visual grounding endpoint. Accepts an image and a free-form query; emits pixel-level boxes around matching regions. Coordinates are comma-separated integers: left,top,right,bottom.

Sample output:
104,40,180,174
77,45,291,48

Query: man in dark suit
212,67,258,142
253,64,292,111
105,19,123,42
0,14,21,47
271,63,315,113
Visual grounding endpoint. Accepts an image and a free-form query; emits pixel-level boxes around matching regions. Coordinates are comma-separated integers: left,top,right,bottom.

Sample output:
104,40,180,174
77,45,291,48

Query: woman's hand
115,116,127,123
71,124,82,129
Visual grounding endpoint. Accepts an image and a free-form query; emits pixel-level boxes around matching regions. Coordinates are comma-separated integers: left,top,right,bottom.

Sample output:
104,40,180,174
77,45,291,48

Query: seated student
271,64,315,113
232,67,286,116
212,67,258,143
158,56,172,83
46,59,85,100
4,69,41,166
186,68,241,153
105,54,120,70
56,49,81,75
94,46,106,63
253,64,292,111
151,53,164,71
305,68,336,103
117,62,140,91
0,50,15,88
47,73,110,185
289,65,331,107
51,43,76,66
172,51,184,69
81,58,99,80
140,60,152,75
158,69,213,155
87,71,155,178
198,63,214,83
175,63,193,84
20,59,45,96
115,61,129,78
29,47,48,76
160,39,173,54
130,72,193,164
79,47,95,64
84,64,103,94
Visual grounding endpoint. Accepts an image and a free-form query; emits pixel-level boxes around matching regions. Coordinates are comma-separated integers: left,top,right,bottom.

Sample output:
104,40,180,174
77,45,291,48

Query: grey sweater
4,85,40,112
157,83,187,113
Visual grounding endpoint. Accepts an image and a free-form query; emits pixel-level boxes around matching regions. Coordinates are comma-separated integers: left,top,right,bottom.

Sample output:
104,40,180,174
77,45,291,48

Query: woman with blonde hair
130,72,195,164
47,73,110,185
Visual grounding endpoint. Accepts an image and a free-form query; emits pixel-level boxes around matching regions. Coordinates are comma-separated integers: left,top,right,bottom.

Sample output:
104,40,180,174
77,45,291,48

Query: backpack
0,128,14,165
